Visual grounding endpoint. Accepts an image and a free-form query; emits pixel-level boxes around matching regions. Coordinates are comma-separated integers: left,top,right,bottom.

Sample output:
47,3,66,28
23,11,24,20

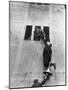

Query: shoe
43,71,52,77
45,72,52,76
50,63,56,70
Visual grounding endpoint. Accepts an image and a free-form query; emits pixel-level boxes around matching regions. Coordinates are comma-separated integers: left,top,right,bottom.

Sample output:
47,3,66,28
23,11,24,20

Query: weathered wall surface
10,2,65,87
50,5,65,72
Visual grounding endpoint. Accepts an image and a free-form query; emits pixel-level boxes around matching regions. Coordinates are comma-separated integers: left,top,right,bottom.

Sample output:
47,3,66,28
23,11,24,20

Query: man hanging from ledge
40,30,53,76
41,30,56,76
32,29,56,87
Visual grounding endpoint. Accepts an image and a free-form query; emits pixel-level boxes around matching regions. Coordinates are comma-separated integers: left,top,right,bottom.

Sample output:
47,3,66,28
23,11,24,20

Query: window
24,25,32,40
24,25,50,41
34,26,41,41
43,26,50,41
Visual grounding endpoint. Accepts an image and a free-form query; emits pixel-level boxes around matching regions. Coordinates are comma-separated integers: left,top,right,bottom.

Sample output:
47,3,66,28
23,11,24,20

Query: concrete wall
10,2,65,84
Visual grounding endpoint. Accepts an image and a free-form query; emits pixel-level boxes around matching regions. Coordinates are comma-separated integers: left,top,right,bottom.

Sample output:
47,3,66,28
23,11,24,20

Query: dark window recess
43,27,50,41
24,25,32,40
34,26,41,41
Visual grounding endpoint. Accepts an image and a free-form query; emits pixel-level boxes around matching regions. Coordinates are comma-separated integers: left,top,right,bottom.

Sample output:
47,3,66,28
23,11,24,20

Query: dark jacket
43,44,52,68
